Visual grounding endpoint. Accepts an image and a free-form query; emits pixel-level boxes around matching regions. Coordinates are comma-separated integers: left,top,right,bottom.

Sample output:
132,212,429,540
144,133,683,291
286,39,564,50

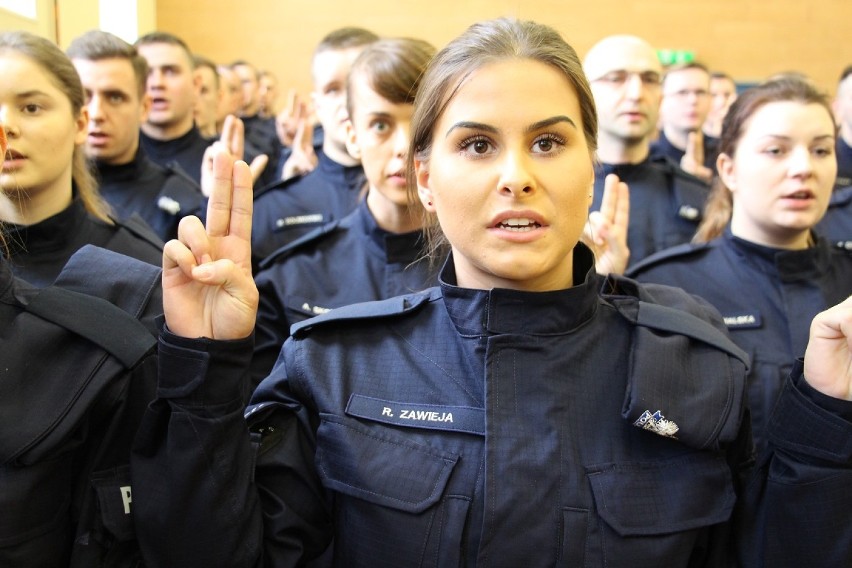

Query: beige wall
0,0,56,39
1,0,156,46
155,0,852,106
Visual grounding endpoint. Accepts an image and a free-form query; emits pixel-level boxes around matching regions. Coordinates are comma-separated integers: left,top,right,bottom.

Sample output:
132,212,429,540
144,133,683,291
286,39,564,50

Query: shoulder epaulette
253,172,303,201
28,245,161,365
626,241,711,277
159,165,205,216
649,154,709,185
290,289,436,338
112,213,166,249
602,275,748,450
257,219,345,270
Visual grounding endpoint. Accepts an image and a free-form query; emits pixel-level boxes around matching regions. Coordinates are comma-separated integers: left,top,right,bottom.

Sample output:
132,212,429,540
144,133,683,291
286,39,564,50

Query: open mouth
496,218,542,232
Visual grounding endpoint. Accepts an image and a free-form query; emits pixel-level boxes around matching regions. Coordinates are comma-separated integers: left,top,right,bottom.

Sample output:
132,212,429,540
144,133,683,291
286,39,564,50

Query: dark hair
67,30,149,98
314,27,380,58
194,54,220,88
346,38,435,119
406,18,597,260
0,31,111,223
710,71,734,83
694,77,835,242
838,64,852,84
135,31,194,68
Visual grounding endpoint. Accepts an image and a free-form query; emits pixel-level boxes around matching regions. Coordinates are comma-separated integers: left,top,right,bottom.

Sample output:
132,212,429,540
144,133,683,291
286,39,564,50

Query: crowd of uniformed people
1,14,852,567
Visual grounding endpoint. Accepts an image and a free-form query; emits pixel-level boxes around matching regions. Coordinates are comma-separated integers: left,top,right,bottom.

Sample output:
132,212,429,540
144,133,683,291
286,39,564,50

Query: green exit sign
657,49,696,66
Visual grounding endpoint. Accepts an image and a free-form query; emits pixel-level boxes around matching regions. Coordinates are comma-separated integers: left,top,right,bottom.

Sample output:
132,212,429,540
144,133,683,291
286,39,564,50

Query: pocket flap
587,452,734,536
316,414,458,513
91,466,135,541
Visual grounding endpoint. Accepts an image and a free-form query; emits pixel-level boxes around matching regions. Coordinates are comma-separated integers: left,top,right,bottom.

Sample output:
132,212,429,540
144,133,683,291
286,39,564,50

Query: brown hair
346,38,436,120
66,29,149,98
0,31,111,223
406,18,598,261
314,27,379,58
694,77,835,242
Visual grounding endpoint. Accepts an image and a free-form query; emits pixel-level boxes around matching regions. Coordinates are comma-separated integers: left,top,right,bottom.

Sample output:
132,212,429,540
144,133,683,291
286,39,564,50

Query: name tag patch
723,312,762,329
346,394,484,435
275,214,324,228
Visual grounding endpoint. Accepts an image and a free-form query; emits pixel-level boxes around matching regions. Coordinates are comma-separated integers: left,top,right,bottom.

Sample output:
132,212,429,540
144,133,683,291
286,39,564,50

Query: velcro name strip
346,394,485,435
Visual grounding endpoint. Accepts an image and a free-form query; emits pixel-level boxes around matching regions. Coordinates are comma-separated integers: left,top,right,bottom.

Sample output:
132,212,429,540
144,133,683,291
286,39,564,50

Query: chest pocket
583,452,734,567
315,413,469,567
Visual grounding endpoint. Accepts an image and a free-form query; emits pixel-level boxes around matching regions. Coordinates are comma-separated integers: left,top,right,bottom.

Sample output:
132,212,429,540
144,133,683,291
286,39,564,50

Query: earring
428,201,432,206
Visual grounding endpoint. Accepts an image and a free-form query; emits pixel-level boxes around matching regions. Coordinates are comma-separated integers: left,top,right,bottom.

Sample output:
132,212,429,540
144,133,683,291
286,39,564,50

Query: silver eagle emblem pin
634,410,679,438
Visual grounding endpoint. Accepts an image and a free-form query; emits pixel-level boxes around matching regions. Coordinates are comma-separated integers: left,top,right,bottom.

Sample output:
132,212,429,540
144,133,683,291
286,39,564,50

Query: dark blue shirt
95,146,205,241
252,200,435,385
593,155,710,267
140,126,210,185
628,230,852,450
816,184,852,247
251,150,364,269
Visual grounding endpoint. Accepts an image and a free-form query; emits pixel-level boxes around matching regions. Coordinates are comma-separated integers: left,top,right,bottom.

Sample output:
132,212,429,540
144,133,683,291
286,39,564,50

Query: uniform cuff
767,360,852,464
157,329,254,407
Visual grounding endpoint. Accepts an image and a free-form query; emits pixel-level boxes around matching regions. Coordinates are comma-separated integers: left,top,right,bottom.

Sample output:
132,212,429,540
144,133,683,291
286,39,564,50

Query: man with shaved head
585,35,710,267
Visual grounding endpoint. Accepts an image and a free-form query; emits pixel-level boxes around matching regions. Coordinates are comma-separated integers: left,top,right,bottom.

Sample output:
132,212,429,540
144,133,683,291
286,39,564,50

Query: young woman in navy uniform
132,19,852,567
0,32,162,287
629,78,852,451
251,38,437,385
0,79,257,568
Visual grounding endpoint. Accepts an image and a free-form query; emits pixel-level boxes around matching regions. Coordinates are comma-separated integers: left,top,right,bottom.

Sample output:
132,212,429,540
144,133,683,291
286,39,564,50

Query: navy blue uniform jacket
140,126,210,185
252,200,436,385
95,147,206,241
132,244,852,567
251,151,364,269
592,155,710,267
4,197,163,287
628,230,852,450
816,184,852,247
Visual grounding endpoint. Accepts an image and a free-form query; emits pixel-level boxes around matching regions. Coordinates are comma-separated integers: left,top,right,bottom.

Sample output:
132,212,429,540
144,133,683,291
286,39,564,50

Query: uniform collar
439,243,600,336
94,145,148,183
4,197,87,256
316,150,366,192
141,126,204,154
353,200,425,264
725,228,833,281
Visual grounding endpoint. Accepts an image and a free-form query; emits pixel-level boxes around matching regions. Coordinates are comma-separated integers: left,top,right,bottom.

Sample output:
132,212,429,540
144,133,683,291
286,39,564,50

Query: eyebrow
445,115,577,138
15,89,51,99
760,134,835,141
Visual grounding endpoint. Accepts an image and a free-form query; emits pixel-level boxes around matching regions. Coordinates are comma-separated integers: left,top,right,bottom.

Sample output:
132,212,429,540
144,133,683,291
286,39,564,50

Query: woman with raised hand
132,19,852,568
628,78,852,451
0,31,162,286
